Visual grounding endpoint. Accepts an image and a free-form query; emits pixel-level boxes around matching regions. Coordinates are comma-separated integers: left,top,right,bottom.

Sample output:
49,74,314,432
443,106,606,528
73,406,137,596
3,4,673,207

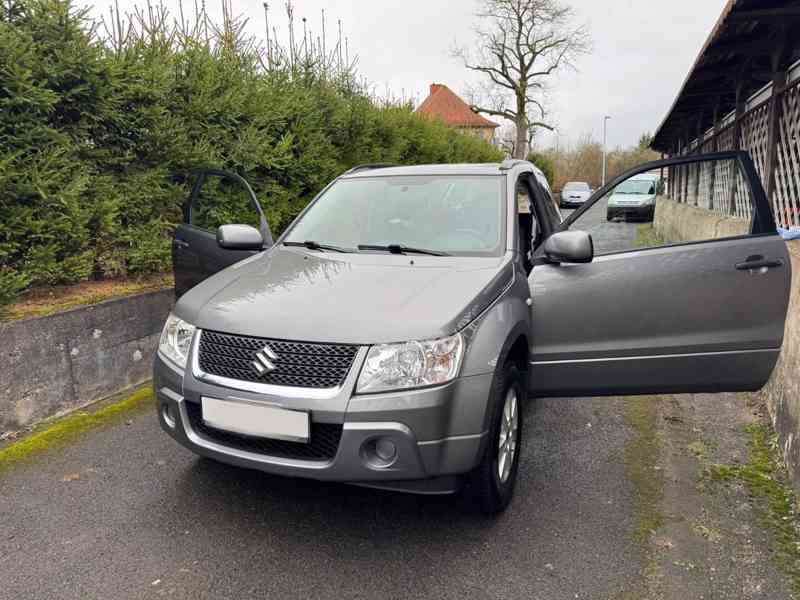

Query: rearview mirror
544,230,593,264
216,224,264,250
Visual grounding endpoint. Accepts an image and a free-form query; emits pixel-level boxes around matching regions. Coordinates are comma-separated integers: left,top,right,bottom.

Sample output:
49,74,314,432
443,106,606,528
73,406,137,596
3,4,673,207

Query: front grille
185,401,342,461
198,330,359,388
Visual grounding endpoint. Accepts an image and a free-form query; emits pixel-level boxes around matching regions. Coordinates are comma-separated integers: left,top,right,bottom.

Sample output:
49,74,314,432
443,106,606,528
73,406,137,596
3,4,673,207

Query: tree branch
453,0,591,158
471,104,516,120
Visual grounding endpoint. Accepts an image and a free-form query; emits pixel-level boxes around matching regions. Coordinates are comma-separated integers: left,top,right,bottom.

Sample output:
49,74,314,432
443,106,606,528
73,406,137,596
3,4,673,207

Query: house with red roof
415,83,499,143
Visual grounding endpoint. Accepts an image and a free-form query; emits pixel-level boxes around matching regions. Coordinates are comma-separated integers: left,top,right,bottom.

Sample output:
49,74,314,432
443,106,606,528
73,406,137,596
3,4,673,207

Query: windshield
614,179,657,195
564,182,590,191
284,176,506,256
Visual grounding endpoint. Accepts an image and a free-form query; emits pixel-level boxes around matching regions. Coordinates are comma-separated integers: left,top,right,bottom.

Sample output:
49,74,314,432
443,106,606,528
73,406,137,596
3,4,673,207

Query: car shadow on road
168,399,543,536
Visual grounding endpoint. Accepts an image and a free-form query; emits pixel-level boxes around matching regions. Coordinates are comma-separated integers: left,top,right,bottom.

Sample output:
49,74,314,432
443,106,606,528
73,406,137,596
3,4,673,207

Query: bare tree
455,0,589,158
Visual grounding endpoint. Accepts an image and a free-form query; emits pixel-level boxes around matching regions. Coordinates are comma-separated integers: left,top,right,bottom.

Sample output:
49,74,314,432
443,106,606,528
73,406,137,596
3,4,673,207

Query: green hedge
0,1,503,305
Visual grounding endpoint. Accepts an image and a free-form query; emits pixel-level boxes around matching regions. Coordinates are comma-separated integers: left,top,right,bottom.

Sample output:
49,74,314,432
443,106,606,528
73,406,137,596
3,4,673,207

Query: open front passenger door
528,151,791,397
172,170,272,297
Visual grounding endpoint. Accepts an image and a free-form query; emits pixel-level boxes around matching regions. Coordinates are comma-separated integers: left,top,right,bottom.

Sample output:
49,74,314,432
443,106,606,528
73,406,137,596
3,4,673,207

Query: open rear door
172,170,272,297
528,151,791,397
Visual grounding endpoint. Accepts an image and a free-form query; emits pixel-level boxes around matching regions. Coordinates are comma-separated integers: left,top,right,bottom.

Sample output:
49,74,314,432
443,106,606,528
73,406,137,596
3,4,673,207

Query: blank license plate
201,397,309,443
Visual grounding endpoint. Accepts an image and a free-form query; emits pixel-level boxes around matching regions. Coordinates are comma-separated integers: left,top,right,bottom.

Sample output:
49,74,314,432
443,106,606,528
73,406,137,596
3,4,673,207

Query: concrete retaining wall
760,242,800,484
0,289,172,434
654,198,800,486
654,197,750,243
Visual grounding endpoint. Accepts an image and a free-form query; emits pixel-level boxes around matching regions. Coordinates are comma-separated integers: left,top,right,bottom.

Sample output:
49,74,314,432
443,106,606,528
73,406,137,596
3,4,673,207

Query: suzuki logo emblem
252,345,278,375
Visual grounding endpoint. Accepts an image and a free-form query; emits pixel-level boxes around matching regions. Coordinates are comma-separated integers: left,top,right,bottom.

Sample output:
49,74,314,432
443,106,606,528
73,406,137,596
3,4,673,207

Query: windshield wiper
358,244,450,256
283,240,354,253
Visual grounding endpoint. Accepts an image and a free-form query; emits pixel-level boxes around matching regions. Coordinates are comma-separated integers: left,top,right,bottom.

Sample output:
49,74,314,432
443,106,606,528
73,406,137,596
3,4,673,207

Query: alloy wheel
497,387,519,483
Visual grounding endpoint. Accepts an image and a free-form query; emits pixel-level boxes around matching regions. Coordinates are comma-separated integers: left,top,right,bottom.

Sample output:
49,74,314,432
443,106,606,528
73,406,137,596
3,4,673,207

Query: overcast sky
83,0,728,150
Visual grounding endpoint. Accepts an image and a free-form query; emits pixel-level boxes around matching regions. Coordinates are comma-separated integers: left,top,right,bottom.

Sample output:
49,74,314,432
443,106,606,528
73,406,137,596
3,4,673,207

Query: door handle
735,257,783,271
173,239,190,249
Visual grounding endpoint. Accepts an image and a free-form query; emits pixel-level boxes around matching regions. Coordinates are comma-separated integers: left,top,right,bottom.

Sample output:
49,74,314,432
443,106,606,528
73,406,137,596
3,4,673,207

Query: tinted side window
191,174,260,231
568,157,754,256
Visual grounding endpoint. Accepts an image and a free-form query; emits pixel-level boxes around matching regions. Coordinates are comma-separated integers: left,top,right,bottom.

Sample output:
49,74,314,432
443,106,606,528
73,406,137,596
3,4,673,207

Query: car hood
174,246,513,345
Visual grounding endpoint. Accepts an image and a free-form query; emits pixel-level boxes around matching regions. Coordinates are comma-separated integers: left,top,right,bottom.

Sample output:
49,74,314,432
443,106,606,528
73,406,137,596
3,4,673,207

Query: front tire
469,362,524,515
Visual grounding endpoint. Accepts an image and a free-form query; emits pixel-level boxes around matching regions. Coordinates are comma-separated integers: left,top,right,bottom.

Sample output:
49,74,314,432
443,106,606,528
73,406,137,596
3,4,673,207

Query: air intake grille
185,401,342,461
198,330,359,388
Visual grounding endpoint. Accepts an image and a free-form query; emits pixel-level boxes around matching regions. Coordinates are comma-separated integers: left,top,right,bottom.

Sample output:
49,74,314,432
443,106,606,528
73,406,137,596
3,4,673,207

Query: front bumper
154,342,493,494
607,204,655,221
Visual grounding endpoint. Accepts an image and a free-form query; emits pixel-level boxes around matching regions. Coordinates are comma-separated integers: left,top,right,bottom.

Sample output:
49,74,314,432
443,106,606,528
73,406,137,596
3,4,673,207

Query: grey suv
155,153,791,514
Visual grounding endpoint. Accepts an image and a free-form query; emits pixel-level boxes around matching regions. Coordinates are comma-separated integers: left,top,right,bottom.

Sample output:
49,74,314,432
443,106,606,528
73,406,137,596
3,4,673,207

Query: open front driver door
172,170,272,297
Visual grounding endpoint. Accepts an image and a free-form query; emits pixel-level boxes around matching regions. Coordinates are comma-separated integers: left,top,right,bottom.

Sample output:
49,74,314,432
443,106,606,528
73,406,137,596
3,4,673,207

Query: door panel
528,151,791,397
529,234,790,396
173,170,271,297
172,224,260,298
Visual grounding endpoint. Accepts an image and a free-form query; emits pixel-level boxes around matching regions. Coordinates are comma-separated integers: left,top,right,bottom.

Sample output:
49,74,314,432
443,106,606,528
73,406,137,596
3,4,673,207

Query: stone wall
0,290,173,434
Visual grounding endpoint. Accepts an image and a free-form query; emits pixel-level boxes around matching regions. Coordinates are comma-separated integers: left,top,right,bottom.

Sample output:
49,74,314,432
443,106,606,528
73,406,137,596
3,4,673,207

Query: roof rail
343,163,399,175
499,158,527,171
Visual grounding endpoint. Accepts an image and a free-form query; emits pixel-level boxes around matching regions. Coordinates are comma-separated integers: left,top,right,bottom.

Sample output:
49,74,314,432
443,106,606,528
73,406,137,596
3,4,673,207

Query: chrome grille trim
191,330,365,399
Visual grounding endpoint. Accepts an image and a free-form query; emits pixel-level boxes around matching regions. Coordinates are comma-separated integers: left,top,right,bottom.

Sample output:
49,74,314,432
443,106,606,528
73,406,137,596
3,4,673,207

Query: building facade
416,83,499,143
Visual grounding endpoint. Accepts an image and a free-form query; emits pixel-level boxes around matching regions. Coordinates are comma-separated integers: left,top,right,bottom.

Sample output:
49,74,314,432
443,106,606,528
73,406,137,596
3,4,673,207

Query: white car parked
560,181,592,208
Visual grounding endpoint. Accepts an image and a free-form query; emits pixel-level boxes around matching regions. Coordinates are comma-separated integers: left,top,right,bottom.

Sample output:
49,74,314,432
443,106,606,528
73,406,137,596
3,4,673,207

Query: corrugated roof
651,0,800,153
416,83,500,129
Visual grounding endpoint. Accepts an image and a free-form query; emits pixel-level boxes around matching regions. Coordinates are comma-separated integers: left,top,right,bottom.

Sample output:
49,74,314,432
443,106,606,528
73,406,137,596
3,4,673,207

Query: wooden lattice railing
674,77,800,229
775,81,800,228
665,157,753,220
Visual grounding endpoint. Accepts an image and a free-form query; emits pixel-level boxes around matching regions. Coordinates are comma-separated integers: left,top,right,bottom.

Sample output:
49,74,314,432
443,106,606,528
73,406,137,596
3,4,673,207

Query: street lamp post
602,115,611,186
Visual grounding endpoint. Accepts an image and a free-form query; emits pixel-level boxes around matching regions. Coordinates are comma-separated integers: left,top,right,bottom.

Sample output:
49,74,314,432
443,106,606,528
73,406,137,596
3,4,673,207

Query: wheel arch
459,292,531,379
471,322,530,470
504,332,530,376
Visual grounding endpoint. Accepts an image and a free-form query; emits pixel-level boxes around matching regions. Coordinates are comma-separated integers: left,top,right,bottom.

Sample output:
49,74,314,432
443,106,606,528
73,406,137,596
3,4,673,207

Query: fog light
161,403,176,429
362,437,398,469
375,438,397,462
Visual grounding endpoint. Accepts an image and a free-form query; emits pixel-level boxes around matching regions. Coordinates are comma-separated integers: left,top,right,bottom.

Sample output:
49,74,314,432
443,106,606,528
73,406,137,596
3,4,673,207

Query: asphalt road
3,391,791,599
559,198,638,254
1,396,644,599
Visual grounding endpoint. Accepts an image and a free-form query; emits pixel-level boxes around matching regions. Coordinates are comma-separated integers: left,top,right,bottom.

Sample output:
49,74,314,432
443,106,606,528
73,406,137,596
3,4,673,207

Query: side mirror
216,224,264,250
544,230,594,264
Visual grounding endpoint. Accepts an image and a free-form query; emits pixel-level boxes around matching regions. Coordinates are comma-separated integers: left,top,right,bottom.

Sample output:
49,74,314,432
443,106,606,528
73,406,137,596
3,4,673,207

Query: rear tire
469,362,524,515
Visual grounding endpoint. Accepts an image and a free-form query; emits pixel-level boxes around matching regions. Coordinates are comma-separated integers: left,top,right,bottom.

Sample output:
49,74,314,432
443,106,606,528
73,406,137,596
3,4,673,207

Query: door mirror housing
216,224,264,250
544,230,594,264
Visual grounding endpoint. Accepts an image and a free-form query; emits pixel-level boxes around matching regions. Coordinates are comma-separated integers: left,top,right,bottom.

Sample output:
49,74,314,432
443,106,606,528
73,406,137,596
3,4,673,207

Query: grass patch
687,440,713,460
0,387,154,473
622,395,665,597
633,224,666,249
624,396,665,543
1,273,173,322
707,424,800,593
691,522,722,543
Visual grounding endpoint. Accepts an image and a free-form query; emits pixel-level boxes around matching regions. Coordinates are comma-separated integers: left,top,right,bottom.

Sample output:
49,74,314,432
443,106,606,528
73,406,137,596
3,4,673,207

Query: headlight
356,332,464,394
158,313,196,368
